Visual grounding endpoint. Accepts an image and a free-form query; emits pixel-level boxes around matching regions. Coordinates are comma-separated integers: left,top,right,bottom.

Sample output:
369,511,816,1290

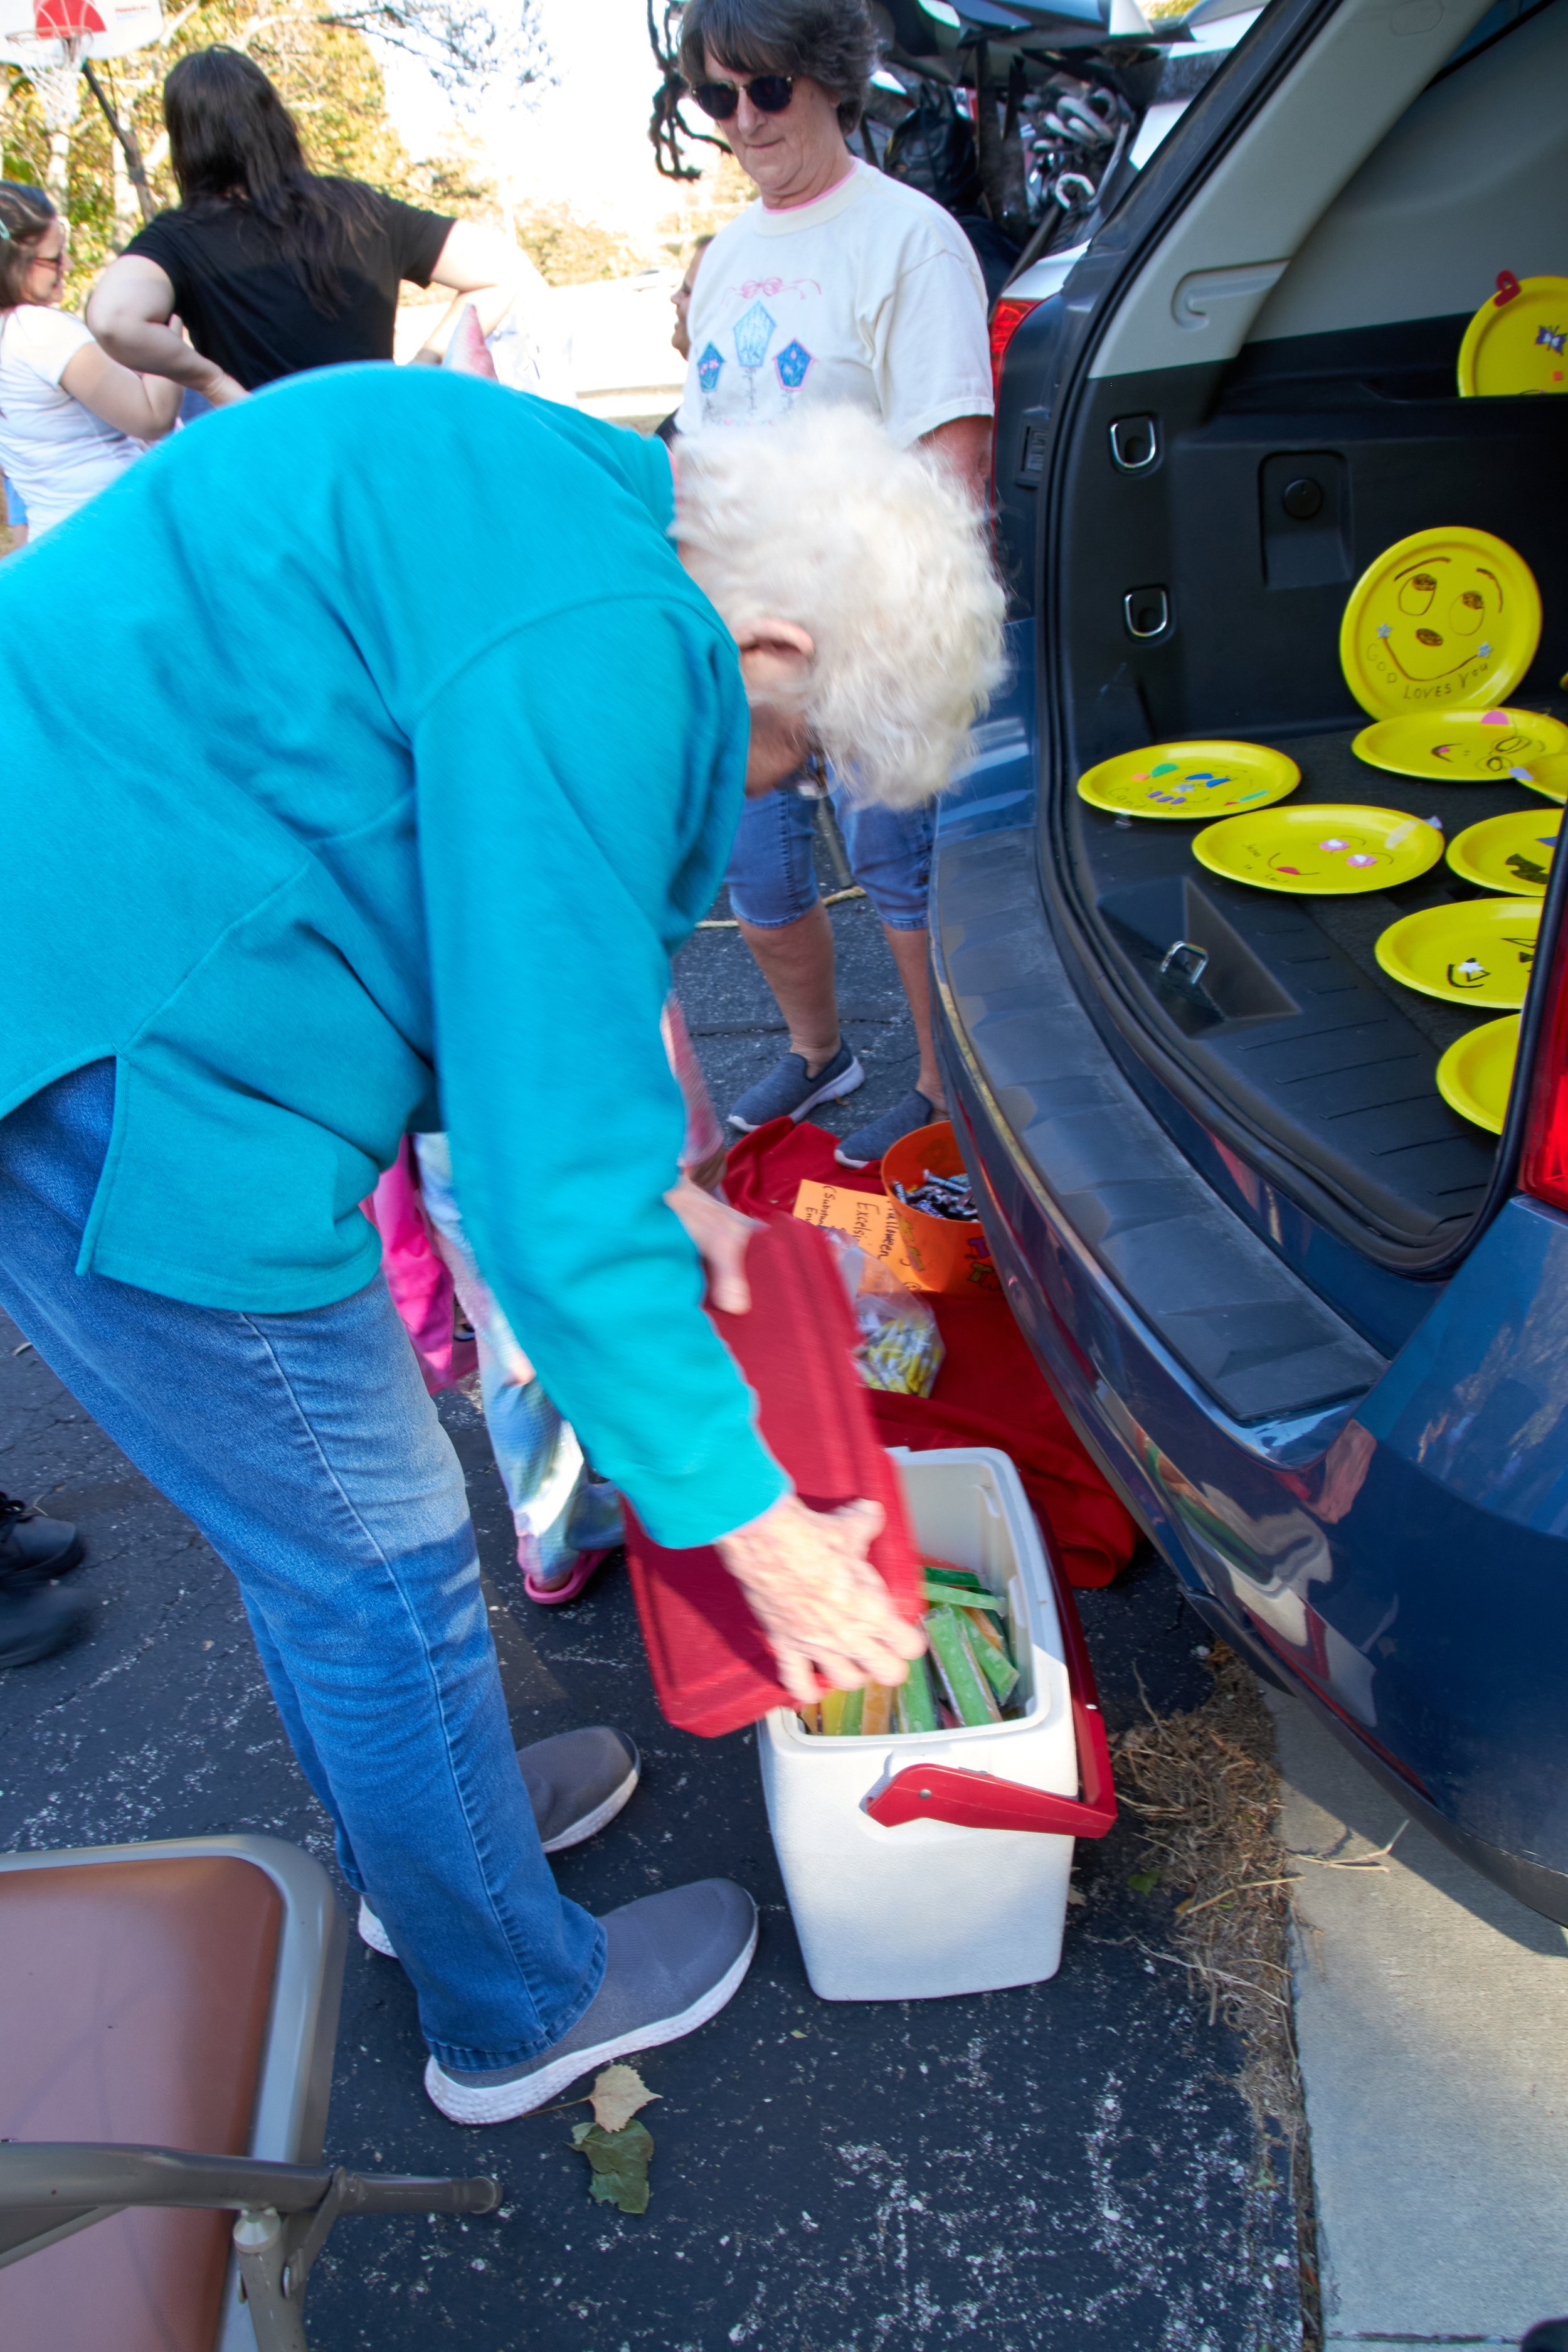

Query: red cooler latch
864,1692,1116,1839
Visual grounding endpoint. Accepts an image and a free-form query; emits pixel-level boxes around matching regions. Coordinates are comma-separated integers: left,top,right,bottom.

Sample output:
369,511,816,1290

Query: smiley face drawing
1341,529,1542,718
1375,897,1540,1004
1380,556,1500,685
1195,805,1444,894
1431,722,1541,778
1445,807,1561,894
1352,707,1568,784
1260,830,1384,883
1458,275,1568,397
1078,740,1300,818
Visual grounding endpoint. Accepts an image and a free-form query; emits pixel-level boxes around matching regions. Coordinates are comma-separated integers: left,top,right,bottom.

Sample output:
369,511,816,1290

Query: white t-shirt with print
674,161,992,444
0,304,144,537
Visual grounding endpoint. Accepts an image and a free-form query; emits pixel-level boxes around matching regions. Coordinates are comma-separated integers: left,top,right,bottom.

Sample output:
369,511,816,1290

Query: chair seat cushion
0,1854,283,2352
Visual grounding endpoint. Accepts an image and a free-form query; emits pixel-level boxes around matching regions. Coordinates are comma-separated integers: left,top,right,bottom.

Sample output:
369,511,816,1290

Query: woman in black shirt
88,46,522,405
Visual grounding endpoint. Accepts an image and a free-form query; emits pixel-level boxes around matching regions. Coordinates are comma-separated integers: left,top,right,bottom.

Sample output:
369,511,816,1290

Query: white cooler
756,1446,1116,2002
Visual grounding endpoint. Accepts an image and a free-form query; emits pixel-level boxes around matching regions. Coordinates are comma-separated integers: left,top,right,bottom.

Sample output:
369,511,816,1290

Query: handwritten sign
791,1180,926,1291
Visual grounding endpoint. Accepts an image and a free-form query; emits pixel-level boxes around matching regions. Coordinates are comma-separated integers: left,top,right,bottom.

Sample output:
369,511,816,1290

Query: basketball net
29,48,82,131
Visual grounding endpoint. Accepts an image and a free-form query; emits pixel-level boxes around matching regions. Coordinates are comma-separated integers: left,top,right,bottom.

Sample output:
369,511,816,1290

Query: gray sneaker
727,1044,864,1133
425,1878,759,2124
358,1726,639,1957
835,1089,936,1170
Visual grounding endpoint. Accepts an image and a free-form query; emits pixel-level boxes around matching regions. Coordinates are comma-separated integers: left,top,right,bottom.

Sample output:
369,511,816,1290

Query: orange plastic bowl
881,1120,998,1296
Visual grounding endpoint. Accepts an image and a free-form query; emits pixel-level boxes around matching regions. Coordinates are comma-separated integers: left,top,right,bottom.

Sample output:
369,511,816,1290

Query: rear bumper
932,823,1385,1462
933,819,1568,1921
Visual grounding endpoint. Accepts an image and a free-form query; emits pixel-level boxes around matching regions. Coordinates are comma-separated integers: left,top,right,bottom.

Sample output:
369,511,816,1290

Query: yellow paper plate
1445,808,1560,897
1436,1015,1521,1135
1352,707,1568,783
1338,527,1542,719
1375,897,1540,1007
1519,752,1568,805
1192,804,1443,894
1458,276,1568,398
1077,740,1300,819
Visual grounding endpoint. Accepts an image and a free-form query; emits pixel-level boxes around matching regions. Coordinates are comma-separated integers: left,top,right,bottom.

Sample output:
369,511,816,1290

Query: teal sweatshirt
0,364,787,1549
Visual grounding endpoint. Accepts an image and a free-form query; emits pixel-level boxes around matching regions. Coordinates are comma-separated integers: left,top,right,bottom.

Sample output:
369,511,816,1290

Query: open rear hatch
1033,0,1568,1273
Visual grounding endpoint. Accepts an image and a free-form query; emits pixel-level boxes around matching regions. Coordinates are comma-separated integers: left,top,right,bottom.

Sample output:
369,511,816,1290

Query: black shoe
0,1581,90,1668
0,1492,83,1585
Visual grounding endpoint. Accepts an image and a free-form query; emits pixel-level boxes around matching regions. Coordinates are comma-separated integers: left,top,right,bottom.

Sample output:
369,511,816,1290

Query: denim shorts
726,773,935,932
3,475,26,529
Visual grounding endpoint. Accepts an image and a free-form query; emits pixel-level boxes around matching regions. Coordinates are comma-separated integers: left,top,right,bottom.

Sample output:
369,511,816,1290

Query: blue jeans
0,1063,604,2072
413,1135,623,1584
726,776,935,931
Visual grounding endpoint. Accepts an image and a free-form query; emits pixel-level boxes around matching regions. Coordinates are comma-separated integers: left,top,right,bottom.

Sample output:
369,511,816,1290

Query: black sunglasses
691,73,794,120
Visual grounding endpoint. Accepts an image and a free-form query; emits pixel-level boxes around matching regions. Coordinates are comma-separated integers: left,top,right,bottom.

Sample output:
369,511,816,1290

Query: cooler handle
862,1576,1116,1838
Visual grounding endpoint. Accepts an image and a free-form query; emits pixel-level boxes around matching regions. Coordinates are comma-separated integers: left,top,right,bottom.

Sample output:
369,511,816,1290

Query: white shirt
674,161,992,444
0,304,144,537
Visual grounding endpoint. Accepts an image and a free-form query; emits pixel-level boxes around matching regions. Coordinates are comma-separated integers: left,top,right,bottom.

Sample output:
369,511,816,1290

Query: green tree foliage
1,0,452,302
509,198,650,287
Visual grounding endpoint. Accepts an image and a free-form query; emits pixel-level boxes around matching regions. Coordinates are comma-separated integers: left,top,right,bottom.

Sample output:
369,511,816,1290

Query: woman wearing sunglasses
0,184,180,545
672,0,995,1171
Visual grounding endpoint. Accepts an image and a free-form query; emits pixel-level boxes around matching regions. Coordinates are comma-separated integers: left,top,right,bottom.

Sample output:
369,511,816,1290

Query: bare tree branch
82,56,158,221
324,0,551,108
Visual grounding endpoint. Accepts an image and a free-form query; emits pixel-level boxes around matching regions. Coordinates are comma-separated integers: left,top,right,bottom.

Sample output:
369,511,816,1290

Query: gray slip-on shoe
425,1878,759,2124
522,1726,640,1853
834,1089,936,1170
358,1726,640,1958
727,1045,864,1133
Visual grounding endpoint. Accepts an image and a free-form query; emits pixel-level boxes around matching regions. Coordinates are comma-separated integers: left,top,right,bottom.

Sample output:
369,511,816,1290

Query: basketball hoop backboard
0,0,161,67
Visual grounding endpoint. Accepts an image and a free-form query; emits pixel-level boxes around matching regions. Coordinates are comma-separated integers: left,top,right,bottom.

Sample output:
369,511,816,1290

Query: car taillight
1522,921,1568,1212
988,297,1040,398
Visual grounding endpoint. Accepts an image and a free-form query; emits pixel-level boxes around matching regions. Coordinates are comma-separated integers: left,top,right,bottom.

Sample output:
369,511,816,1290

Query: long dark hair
0,183,55,310
163,47,376,314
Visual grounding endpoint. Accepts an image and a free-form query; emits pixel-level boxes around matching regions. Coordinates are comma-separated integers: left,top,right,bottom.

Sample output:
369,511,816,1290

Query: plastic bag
441,276,576,408
884,83,982,215
825,1233,945,1399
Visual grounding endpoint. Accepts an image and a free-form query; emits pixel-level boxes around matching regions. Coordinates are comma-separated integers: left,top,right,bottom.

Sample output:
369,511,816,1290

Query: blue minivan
935,0,1568,1918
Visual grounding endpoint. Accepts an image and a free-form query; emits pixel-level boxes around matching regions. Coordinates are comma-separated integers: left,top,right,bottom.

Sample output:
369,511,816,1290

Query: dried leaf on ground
571,2119,655,2214
589,2062,660,2134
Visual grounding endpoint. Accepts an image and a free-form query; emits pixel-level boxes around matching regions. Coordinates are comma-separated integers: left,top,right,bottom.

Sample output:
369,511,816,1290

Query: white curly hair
674,405,1007,810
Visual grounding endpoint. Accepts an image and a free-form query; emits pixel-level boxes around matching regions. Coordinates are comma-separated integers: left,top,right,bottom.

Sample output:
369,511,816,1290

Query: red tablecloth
724,1121,1138,1589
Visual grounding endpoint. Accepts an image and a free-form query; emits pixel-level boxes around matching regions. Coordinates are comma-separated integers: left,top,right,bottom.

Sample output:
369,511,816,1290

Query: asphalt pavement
0,879,1303,2351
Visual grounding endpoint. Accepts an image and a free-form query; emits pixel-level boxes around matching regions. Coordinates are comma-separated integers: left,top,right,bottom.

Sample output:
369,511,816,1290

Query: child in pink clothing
367,996,727,1602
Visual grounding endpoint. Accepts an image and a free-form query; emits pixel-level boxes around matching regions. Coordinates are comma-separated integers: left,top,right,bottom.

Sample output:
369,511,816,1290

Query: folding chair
0,1836,501,2351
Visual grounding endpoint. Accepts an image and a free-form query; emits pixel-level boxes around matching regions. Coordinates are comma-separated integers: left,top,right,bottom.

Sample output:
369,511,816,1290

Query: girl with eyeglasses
669,0,995,1173
0,184,181,544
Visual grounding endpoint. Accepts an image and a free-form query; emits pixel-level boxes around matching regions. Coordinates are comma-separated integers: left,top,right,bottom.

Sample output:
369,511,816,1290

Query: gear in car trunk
1047,304,1568,1268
